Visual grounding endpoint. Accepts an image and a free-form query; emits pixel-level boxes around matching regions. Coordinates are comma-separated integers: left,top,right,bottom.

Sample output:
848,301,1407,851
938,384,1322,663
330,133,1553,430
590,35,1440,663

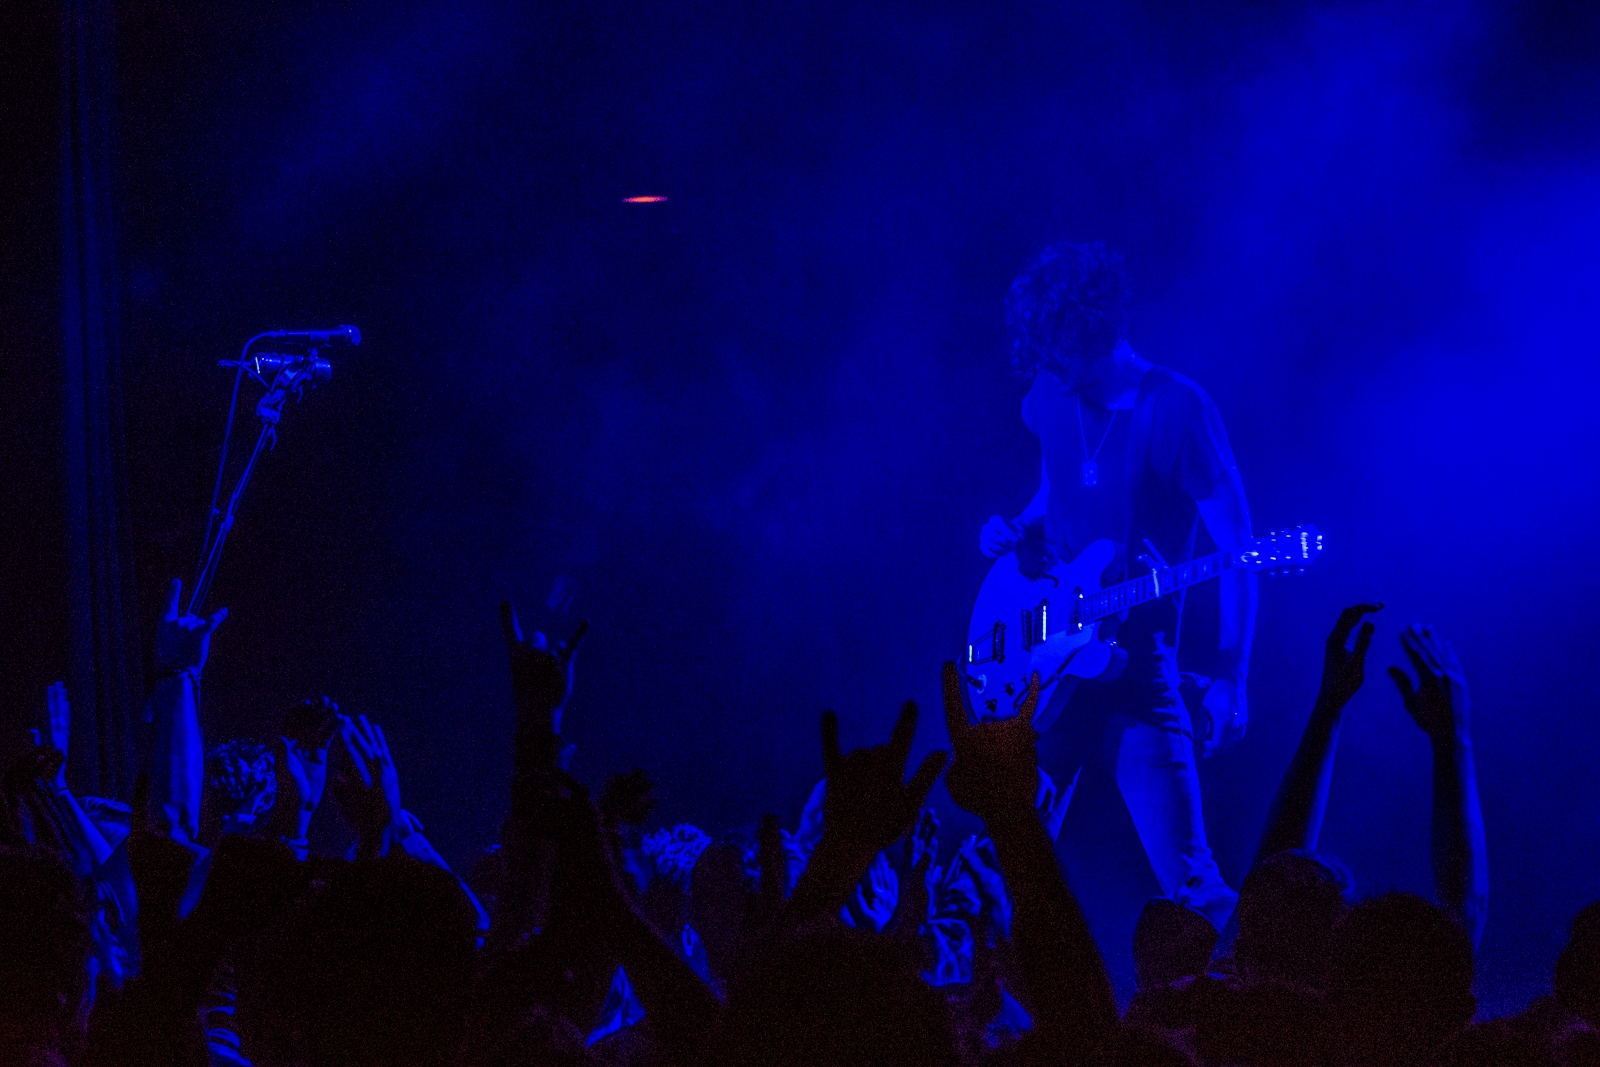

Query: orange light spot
622,196,668,203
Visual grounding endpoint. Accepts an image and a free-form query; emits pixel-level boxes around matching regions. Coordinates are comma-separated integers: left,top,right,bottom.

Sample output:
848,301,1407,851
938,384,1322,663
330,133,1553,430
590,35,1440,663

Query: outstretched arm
1196,472,1257,754
486,601,586,952
329,714,403,861
941,663,1116,1062
1389,625,1488,948
146,578,227,850
1254,603,1381,865
41,683,113,868
787,701,948,923
265,697,340,859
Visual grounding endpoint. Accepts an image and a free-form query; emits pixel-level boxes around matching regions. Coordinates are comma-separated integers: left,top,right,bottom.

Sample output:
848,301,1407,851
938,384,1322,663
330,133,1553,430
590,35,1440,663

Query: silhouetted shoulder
1150,369,1217,424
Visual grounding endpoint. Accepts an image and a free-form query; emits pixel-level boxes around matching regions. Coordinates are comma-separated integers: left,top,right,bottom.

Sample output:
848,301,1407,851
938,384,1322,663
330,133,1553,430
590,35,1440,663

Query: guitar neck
1080,550,1233,623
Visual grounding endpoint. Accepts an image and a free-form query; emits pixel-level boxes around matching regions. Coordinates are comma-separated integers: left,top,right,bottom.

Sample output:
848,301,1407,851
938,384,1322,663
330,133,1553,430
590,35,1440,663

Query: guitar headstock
1235,524,1324,577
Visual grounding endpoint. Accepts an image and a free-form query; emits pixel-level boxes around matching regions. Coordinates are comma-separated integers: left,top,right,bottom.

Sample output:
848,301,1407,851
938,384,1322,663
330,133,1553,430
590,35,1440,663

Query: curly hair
641,823,712,887
205,739,278,823
1005,242,1132,378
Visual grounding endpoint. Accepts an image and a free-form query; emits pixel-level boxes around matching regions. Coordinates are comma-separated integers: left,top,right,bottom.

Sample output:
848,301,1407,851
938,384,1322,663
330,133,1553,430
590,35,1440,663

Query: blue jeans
1033,628,1238,930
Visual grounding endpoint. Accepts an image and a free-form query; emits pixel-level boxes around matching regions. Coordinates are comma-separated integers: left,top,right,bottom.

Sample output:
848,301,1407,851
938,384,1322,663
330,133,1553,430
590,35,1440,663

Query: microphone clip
219,349,332,398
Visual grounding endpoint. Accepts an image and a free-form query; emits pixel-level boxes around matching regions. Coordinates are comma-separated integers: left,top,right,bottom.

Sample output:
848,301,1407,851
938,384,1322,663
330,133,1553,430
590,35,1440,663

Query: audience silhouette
3,585,1582,1066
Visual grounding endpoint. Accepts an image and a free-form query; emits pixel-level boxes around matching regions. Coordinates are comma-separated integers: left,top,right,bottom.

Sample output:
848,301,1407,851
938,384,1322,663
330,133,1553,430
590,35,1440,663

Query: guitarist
977,242,1255,930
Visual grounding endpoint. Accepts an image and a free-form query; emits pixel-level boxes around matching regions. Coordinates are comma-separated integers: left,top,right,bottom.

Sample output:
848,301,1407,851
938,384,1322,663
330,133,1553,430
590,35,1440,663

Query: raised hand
1389,623,1486,946
1389,624,1469,746
331,714,402,850
787,703,948,922
851,852,900,932
272,697,341,839
942,662,1040,822
1319,602,1383,709
500,599,587,731
818,702,948,869
46,682,70,790
155,578,228,676
942,666,1117,1055
1252,604,1383,864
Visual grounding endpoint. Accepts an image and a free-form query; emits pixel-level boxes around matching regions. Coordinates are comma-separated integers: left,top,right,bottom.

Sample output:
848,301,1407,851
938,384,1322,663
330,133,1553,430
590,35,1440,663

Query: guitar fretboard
1080,551,1232,623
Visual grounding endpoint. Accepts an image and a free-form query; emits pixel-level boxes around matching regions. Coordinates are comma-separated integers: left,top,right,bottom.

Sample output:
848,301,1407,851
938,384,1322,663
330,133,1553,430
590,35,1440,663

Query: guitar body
962,523,1323,740
963,539,1128,734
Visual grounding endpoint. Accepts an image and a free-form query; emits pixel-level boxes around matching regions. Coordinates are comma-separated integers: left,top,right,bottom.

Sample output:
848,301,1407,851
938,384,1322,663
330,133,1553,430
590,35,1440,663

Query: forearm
603,901,720,1061
1430,737,1488,948
786,840,874,925
488,770,565,951
1217,567,1256,680
1012,457,1050,528
1015,486,1048,527
1199,481,1256,680
1255,696,1342,863
58,787,114,868
552,826,720,1061
393,827,491,932
985,807,1117,1059
513,718,567,782
147,674,204,845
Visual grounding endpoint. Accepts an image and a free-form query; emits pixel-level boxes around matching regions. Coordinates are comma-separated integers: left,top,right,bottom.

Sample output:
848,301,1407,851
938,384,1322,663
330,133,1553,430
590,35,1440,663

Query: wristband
154,665,201,687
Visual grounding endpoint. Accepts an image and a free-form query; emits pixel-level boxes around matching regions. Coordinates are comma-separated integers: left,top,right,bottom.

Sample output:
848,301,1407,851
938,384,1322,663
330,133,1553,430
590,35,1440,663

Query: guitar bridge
968,621,1005,665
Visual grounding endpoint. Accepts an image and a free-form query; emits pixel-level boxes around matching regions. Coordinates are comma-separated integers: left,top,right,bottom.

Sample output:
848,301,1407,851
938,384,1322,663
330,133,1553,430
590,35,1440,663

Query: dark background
5,0,1600,1012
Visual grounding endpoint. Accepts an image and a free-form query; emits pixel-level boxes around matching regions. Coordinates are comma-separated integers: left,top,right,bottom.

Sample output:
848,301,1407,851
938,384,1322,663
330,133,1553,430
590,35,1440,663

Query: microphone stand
189,343,330,615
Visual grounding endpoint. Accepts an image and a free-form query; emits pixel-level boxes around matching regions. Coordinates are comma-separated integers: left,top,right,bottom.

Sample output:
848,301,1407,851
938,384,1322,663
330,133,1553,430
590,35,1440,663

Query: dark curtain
59,0,142,799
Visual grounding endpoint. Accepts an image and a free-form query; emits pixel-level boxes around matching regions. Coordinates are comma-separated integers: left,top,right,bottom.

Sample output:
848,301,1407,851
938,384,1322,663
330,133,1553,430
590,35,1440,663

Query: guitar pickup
1020,600,1049,651
968,621,1005,665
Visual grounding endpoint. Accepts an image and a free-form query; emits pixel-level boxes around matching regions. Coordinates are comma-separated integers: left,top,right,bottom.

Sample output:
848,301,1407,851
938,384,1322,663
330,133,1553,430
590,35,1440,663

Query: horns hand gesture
942,662,1040,822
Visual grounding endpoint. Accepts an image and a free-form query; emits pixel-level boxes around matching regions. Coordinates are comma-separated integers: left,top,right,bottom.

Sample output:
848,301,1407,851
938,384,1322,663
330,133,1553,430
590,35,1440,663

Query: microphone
263,325,361,346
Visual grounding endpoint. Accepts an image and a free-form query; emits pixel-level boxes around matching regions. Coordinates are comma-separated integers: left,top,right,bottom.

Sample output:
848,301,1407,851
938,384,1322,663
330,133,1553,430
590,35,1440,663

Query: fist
979,515,1022,558
1199,677,1247,758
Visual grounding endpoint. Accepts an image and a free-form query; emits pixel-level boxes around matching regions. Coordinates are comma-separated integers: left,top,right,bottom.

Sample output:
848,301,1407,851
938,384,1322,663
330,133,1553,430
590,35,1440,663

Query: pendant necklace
1076,396,1118,487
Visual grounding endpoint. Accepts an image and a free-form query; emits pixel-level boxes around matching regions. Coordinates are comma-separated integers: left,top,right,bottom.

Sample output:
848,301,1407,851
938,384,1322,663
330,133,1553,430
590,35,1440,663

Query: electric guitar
964,525,1323,733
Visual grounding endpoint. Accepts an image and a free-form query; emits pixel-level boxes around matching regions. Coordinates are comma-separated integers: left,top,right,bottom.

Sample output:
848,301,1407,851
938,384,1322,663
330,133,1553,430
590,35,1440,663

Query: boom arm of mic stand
188,419,275,615
187,349,320,616
194,333,275,587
